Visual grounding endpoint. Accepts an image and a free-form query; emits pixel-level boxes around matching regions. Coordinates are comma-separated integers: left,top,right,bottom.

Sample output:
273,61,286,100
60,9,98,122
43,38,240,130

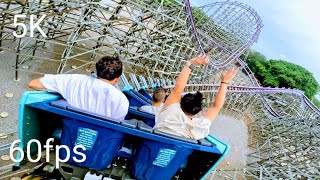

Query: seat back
131,139,193,180
60,118,125,170
138,88,153,101
123,89,150,107
131,89,153,104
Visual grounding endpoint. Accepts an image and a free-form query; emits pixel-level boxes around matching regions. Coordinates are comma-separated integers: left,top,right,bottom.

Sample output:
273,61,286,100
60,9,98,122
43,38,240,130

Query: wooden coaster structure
0,0,319,179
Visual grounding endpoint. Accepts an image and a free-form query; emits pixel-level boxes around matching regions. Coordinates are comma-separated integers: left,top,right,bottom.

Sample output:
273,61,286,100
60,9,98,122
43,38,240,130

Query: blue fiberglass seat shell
60,118,125,170
131,89,153,104
138,88,153,101
123,87,151,107
132,140,193,180
131,135,194,180
49,100,126,170
18,91,230,180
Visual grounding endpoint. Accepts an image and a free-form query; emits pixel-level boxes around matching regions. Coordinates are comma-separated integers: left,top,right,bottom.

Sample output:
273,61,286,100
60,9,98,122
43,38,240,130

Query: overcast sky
191,0,320,84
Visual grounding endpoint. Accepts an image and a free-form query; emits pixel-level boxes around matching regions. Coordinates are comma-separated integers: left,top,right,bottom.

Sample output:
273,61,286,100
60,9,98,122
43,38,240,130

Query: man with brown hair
28,56,129,121
139,87,166,115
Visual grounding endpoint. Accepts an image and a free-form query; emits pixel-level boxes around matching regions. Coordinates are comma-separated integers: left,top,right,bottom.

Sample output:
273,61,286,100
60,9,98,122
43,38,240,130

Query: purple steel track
163,84,320,117
184,0,320,118
185,0,263,68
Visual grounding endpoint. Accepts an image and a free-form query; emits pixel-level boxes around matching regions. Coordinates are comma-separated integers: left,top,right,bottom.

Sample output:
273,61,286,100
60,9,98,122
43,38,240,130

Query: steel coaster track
163,84,320,117
184,0,319,118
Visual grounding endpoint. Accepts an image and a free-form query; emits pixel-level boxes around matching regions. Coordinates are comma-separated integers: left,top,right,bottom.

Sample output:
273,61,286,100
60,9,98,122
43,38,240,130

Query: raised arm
204,67,239,122
162,54,209,110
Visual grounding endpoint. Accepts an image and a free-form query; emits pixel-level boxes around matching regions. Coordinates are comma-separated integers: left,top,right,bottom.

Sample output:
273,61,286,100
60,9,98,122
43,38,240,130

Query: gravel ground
0,47,31,145
210,115,250,170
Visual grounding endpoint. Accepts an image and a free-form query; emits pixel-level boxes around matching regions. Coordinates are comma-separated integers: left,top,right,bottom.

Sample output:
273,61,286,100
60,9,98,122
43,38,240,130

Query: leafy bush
155,0,181,7
242,50,319,99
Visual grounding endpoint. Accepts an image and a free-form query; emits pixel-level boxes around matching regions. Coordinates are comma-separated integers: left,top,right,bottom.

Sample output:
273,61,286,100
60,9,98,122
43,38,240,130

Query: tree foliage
191,7,211,25
311,97,320,108
155,0,181,7
242,50,319,100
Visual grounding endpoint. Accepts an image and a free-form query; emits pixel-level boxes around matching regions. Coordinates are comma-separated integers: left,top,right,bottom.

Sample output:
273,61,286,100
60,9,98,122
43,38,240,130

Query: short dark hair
96,56,122,80
181,91,204,115
153,88,166,103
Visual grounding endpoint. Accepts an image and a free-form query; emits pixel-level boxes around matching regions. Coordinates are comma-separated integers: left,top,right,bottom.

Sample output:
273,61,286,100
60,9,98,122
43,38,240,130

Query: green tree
241,51,319,100
191,7,211,25
155,0,181,7
311,97,320,108
241,50,267,62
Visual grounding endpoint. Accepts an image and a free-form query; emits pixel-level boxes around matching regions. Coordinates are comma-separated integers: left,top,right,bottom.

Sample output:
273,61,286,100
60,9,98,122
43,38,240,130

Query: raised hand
189,54,209,66
221,67,239,83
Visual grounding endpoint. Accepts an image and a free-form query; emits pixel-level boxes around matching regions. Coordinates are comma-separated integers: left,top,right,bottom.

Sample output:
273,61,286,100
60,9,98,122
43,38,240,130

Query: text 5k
12,15,47,38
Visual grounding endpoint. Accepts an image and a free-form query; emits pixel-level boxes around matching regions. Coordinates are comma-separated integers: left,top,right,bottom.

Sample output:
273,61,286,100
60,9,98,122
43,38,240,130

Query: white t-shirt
139,103,164,115
40,74,129,121
154,103,211,140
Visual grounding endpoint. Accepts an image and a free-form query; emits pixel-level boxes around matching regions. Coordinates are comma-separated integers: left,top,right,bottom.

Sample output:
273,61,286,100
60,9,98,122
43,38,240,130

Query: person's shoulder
51,74,87,77
43,74,90,81
109,87,129,104
162,103,180,111
192,116,211,125
120,91,129,104
111,87,126,97
70,74,90,79
61,74,90,80
158,103,182,117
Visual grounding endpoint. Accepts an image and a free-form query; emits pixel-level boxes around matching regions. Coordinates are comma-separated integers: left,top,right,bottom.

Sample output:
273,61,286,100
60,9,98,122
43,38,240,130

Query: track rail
163,84,320,117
